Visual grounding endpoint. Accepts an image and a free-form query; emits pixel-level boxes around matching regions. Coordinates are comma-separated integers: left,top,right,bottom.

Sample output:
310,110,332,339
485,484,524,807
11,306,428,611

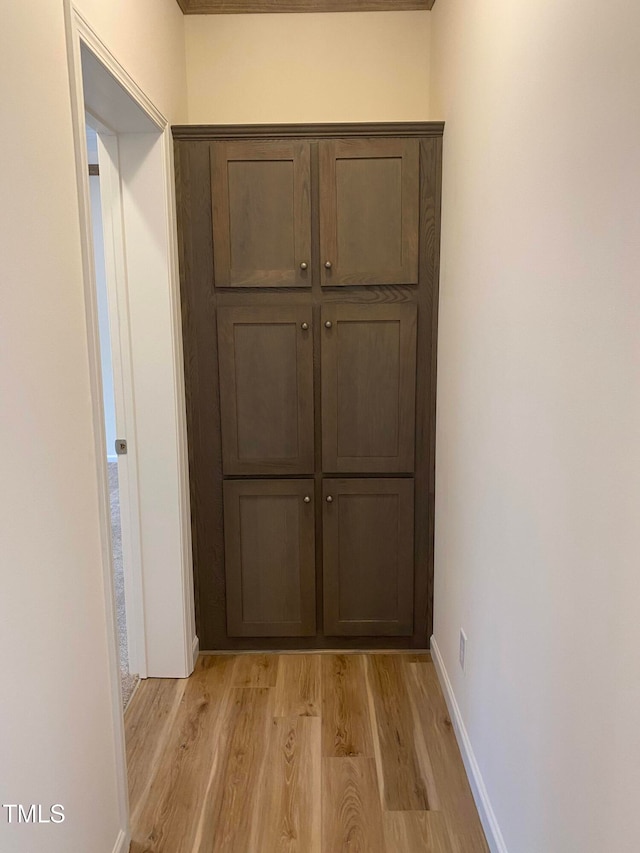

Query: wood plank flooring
126,653,488,853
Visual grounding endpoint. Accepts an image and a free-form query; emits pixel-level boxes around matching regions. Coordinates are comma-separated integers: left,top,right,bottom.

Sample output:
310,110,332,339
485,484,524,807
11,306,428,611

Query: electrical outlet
459,629,467,671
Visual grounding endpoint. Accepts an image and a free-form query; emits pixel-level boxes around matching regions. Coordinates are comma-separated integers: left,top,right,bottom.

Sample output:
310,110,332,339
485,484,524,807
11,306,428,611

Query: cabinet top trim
172,122,445,141
176,0,435,13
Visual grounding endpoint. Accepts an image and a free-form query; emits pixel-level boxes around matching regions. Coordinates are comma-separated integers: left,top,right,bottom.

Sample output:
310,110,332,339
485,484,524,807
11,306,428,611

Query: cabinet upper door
321,303,417,473
218,306,314,475
211,140,311,287
319,139,419,286
323,478,414,636
224,479,316,637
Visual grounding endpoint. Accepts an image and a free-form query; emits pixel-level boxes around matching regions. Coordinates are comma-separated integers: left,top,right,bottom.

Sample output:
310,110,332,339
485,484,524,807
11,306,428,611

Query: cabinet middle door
323,478,414,636
319,138,419,286
321,303,417,473
211,140,311,287
218,306,314,475
224,480,316,637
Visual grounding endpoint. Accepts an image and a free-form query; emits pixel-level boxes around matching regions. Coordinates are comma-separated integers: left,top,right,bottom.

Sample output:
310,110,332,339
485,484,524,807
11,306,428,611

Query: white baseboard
106,454,118,463
192,634,200,670
112,828,129,853
430,636,508,853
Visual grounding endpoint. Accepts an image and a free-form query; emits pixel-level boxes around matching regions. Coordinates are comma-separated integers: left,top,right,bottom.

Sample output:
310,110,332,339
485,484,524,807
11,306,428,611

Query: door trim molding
172,121,445,141
65,0,196,840
71,7,167,130
93,130,148,679
64,2,132,842
66,2,196,678
67,1,196,679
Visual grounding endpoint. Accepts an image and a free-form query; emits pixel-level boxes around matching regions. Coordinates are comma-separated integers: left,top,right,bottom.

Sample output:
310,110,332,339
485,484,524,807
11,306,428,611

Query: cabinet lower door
322,479,414,636
223,480,316,637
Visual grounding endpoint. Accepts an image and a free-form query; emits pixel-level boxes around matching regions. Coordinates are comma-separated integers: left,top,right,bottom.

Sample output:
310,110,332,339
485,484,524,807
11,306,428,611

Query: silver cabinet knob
301,322,309,331
325,320,333,329
324,261,332,269
326,495,333,503
303,495,311,503
300,262,308,270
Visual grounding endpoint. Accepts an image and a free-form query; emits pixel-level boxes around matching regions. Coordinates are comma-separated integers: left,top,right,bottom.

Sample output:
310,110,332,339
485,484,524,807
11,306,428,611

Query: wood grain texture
406,661,490,852
223,480,316,637
174,122,445,140
319,139,419,286
257,716,322,852
125,677,187,820
321,303,417,473
274,654,321,717
322,757,386,853
211,140,311,287
322,480,415,636
127,653,487,852
321,655,374,758
419,137,443,643
174,124,443,651
178,0,435,14
174,141,226,651
131,656,235,852
197,687,274,851
217,305,314,475
383,811,451,852
365,654,430,810
231,652,279,687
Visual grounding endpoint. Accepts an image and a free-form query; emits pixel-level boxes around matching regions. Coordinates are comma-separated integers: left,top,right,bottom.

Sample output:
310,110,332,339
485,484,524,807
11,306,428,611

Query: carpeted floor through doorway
108,461,139,708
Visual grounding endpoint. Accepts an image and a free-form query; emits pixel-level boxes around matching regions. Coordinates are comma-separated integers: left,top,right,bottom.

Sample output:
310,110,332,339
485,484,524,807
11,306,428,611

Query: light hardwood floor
126,653,488,853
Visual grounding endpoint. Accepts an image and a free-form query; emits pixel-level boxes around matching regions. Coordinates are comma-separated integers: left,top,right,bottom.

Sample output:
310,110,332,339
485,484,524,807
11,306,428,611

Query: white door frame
90,124,147,679
65,3,196,845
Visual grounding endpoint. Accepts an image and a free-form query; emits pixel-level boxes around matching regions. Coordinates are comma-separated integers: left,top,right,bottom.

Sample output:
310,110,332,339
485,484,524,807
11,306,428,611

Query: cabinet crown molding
172,122,445,141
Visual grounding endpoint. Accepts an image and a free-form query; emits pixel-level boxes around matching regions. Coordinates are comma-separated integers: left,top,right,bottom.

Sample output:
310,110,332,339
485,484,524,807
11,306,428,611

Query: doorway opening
67,5,197,843
86,122,138,707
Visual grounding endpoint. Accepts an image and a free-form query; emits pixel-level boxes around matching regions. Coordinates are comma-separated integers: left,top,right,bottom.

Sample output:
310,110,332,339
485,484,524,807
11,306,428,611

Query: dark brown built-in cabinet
173,122,443,650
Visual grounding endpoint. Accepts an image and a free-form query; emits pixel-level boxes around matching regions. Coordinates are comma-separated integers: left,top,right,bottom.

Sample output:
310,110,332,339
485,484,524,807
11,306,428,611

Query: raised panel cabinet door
211,140,311,287
323,479,414,636
218,306,314,475
319,138,419,286
224,480,316,637
321,303,417,473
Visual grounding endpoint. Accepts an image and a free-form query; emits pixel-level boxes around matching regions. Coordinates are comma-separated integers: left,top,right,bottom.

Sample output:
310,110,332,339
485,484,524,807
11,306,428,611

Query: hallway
126,653,487,852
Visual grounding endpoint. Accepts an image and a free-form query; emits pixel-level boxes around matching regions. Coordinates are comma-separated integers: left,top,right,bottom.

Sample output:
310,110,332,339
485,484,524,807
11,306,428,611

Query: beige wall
0,2,186,851
76,0,187,122
185,11,430,123
430,1,640,851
